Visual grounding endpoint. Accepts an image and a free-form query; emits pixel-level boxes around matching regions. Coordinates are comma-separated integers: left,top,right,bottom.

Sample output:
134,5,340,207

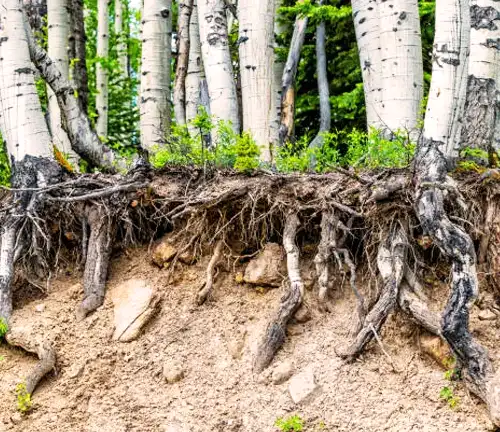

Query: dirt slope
0,246,498,432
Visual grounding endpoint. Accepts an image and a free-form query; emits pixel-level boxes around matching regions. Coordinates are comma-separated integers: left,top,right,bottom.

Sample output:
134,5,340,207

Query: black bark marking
470,5,500,30
484,38,500,50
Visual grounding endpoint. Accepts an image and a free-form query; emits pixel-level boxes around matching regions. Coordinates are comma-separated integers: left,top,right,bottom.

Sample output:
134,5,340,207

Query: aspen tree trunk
185,0,208,133
415,0,500,424
173,0,193,126
47,0,80,168
352,0,383,130
68,0,89,113
114,0,128,77
278,14,307,145
96,0,110,138
422,0,469,157
0,0,58,321
140,0,172,152
270,0,285,147
198,0,240,133
379,0,423,137
462,0,500,158
309,0,331,151
238,0,276,162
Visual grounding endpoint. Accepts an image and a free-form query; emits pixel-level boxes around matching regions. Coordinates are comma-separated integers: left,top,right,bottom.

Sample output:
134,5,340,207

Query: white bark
238,0,275,162
47,0,79,167
352,0,383,129
96,0,109,138
198,0,240,133
422,0,469,157
140,0,172,151
461,0,500,153
270,2,285,147
185,0,205,132
0,0,52,161
114,0,128,77
379,0,423,136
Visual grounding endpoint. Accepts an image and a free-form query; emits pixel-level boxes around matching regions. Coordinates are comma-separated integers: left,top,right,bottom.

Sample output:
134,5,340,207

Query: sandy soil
0,246,498,432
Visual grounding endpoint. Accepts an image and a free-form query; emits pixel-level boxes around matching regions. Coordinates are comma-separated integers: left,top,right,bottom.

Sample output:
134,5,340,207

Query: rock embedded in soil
272,360,295,384
111,279,159,342
243,243,286,287
163,361,185,383
152,237,177,267
478,309,497,321
419,333,453,368
294,305,311,323
288,367,319,404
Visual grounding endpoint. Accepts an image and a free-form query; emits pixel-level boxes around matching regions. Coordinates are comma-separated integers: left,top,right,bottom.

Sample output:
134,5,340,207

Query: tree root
197,240,223,305
6,329,56,395
76,205,116,320
0,221,19,322
253,212,304,373
338,227,406,362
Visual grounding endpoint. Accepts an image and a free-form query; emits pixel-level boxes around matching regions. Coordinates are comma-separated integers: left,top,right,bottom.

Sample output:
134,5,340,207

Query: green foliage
0,317,8,339
151,112,260,173
439,386,460,409
15,382,32,413
0,136,10,186
275,414,304,432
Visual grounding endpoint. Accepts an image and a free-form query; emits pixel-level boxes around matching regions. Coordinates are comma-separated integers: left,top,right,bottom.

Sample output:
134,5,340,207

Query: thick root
197,240,223,305
6,329,56,395
314,211,335,307
0,221,19,322
253,212,304,373
76,205,116,320
338,227,406,362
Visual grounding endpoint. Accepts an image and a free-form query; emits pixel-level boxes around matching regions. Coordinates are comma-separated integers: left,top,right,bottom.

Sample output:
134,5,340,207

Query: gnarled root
197,240,223,305
76,205,116,320
6,329,56,395
314,211,336,308
253,212,303,373
338,227,406,362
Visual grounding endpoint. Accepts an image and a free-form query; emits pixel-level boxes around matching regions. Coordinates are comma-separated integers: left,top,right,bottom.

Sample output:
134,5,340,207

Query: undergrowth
439,368,461,409
275,414,304,431
0,317,8,340
15,382,32,413
150,109,416,174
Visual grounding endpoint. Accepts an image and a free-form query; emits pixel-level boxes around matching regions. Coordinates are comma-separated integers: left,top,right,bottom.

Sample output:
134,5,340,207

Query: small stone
294,305,311,323
163,362,185,383
152,239,177,267
479,309,497,321
243,243,286,287
227,338,245,360
272,361,295,384
34,304,45,313
67,361,86,379
178,251,196,265
419,334,454,368
288,367,318,404
10,413,22,425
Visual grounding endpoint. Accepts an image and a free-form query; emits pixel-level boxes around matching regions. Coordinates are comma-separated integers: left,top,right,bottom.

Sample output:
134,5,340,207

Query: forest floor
0,243,499,432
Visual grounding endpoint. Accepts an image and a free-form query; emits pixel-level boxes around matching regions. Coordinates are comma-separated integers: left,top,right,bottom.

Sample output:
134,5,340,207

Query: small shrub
15,382,32,413
275,414,304,432
439,385,460,409
0,318,8,339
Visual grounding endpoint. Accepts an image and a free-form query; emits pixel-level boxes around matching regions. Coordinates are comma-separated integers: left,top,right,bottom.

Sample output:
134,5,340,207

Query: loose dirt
0,246,498,431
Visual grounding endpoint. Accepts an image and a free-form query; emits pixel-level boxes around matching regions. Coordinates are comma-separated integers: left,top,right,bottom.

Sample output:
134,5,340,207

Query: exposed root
76,205,116,320
6,330,56,395
416,143,500,425
197,240,223,305
0,221,19,321
314,211,335,309
253,212,304,373
338,227,406,362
